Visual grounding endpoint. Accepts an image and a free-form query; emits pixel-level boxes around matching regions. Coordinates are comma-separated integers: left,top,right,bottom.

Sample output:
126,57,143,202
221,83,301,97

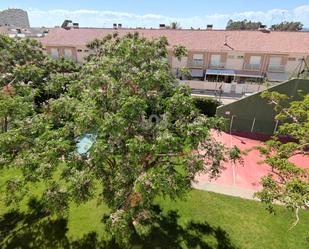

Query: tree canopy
271,21,304,31
226,19,263,30
0,35,80,133
226,19,303,31
256,91,309,229
0,33,238,246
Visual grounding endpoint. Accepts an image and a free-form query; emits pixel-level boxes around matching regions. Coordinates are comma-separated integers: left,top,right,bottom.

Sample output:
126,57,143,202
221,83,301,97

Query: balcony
268,64,285,72
243,63,261,71
209,62,225,69
191,60,204,67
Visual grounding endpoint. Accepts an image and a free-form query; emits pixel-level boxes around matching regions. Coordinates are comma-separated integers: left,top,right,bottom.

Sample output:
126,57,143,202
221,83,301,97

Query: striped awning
206,69,235,76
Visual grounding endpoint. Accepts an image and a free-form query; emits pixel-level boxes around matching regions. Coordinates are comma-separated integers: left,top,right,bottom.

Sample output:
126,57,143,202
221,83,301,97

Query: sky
1,0,309,29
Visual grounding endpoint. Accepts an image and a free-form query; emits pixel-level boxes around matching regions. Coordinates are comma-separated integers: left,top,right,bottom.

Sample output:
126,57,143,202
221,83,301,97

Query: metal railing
267,64,285,72
191,60,204,67
243,63,261,71
209,62,225,69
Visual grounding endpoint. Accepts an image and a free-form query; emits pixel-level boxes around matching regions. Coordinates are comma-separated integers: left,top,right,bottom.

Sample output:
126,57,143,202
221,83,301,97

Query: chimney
159,24,166,29
258,24,270,33
113,23,117,29
206,24,213,30
118,23,122,29
61,19,72,30
72,23,79,29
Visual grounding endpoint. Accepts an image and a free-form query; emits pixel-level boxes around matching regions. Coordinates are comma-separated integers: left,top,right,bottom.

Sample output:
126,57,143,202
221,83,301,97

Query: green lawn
0,169,308,249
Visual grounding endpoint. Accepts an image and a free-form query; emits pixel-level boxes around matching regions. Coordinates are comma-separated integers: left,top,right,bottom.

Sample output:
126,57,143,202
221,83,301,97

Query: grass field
0,168,308,249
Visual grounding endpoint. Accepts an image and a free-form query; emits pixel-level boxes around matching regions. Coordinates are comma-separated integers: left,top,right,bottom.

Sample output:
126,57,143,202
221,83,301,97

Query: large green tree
0,33,237,246
256,91,309,229
271,21,303,31
226,19,263,30
0,35,80,132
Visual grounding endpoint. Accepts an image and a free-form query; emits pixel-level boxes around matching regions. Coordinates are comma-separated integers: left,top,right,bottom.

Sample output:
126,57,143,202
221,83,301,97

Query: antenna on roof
223,35,234,50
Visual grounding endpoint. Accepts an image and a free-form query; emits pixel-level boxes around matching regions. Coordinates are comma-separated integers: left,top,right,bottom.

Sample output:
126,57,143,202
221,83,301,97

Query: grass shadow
0,201,238,249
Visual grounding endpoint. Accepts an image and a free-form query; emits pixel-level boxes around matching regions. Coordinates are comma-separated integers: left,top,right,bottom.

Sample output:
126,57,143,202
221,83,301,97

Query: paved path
191,90,242,105
192,182,257,200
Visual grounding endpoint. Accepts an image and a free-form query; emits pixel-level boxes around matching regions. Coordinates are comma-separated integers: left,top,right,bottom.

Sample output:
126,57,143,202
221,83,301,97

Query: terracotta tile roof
41,28,309,54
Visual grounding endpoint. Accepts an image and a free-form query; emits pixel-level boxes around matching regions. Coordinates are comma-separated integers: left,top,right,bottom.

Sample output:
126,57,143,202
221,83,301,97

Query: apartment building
0,8,30,28
41,27,309,92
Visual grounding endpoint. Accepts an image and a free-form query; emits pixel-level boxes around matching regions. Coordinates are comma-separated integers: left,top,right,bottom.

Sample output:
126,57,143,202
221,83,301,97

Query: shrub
193,97,221,117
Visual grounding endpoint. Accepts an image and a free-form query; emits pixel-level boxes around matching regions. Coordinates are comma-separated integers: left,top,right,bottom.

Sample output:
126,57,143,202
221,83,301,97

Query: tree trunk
3,116,8,132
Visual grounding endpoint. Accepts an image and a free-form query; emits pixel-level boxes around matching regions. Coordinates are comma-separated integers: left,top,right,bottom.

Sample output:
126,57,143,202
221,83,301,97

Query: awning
206,69,235,76
235,70,264,78
267,72,289,82
191,69,204,77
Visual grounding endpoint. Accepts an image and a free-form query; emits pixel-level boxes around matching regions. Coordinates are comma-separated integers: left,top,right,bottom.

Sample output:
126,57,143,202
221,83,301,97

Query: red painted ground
196,131,309,191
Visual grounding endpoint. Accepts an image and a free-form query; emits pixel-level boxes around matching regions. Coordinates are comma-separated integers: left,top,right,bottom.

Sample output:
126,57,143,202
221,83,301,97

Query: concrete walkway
192,182,257,200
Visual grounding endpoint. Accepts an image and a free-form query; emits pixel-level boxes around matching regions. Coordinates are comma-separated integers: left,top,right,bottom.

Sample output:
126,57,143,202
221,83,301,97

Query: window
288,57,296,61
64,48,73,59
268,56,284,72
269,57,282,65
228,55,235,59
237,55,244,59
249,56,261,65
84,49,89,52
244,56,261,70
42,48,46,51
192,54,203,66
50,48,59,58
210,54,221,67
77,49,82,52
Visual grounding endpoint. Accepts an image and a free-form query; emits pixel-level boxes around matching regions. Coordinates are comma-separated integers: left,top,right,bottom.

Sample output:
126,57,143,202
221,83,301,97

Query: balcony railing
243,63,261,71
268,64,285,72
209,62,225,69
191,60,204,67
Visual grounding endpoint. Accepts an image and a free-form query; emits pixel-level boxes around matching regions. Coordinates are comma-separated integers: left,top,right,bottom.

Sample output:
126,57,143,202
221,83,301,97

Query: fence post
250,117,256,133
229,115,235,134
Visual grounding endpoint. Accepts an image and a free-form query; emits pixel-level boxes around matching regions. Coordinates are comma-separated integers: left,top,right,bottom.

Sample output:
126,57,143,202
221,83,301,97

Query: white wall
285,56,306,73
182,80,267,94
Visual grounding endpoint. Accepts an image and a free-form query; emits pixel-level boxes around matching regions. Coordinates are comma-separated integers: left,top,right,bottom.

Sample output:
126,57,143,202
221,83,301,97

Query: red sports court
194,131,309,198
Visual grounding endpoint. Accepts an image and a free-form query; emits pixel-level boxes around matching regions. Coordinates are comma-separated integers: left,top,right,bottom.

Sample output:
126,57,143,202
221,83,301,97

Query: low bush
193,97,221,117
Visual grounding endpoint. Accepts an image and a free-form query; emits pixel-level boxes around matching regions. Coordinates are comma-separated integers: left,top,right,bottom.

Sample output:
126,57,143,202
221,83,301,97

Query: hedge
193,97,221,117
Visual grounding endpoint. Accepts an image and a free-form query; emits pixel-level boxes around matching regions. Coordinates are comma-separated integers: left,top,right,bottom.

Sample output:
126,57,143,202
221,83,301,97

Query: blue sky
1,0,309,28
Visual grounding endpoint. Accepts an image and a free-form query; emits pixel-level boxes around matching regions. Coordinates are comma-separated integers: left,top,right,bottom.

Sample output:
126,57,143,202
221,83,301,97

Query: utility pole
297,57,304,78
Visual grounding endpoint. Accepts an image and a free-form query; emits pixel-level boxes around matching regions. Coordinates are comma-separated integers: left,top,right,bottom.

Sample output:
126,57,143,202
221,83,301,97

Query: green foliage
0,33,236,246
172,44,188,61
192,96,221,117
226,19,263,30
226,19,303,32
0,35,80,132
271,21,304,31
256,92,309,228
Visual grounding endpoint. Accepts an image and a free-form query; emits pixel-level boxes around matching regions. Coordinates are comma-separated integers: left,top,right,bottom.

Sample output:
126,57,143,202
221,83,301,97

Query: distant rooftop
41,27,309,54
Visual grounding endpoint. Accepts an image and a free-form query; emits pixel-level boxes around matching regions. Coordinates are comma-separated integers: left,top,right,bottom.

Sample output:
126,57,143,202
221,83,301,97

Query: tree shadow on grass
0,201,238,249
